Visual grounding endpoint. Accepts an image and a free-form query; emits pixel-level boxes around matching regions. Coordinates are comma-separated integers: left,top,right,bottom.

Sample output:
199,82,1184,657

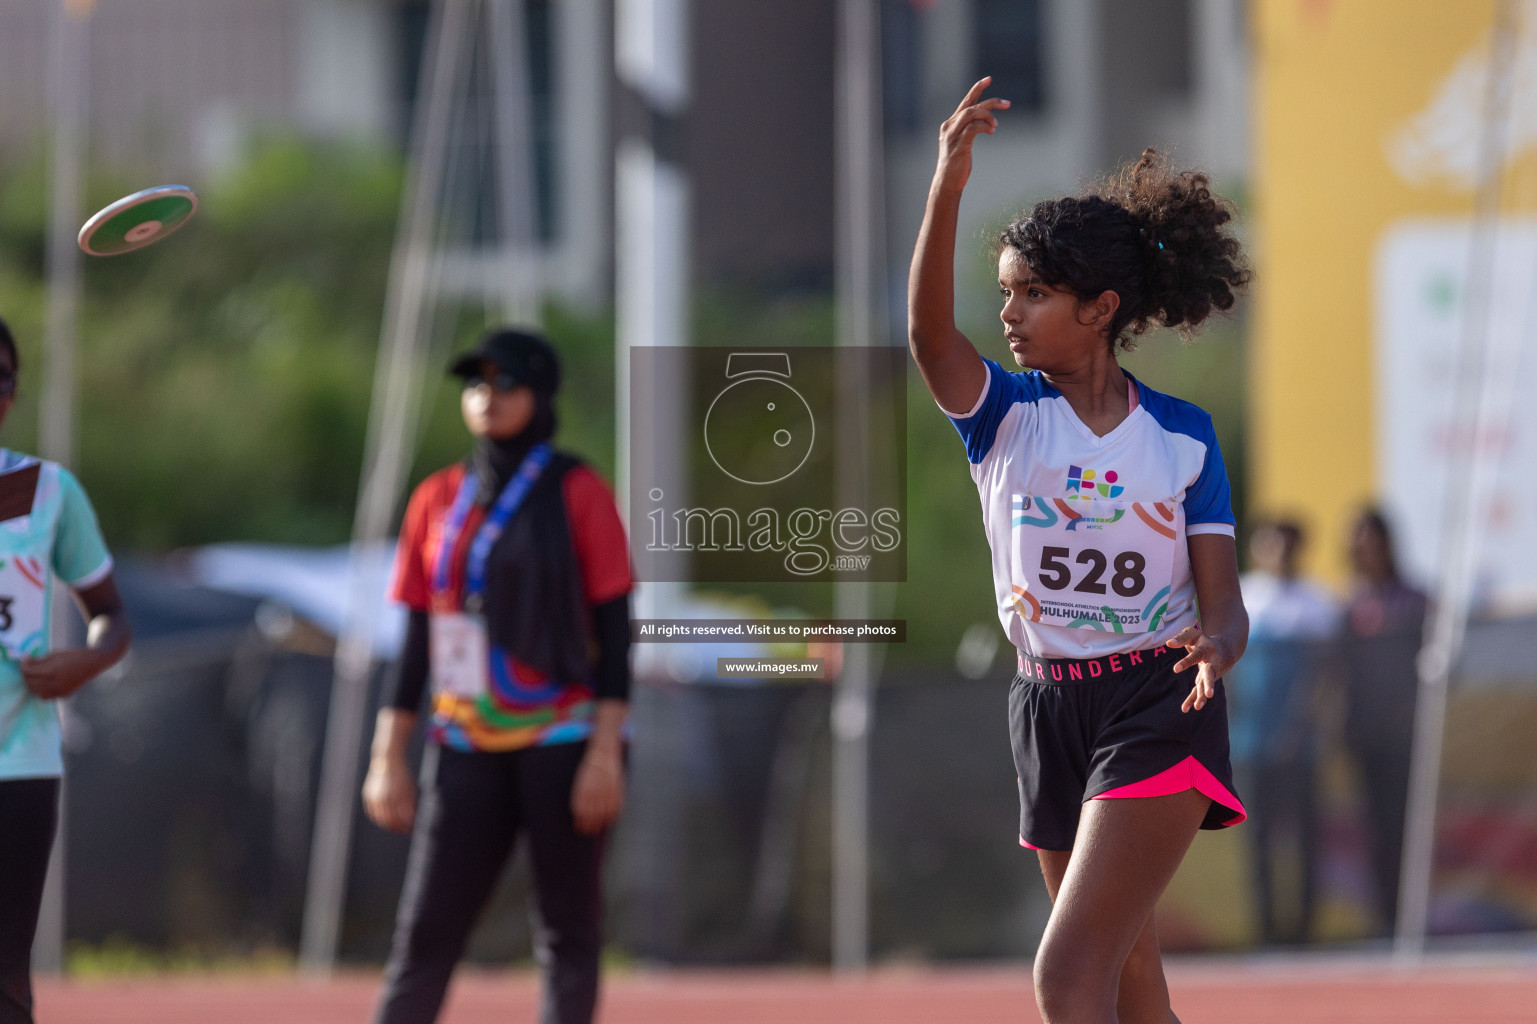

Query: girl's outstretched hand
933,77,1009,195
1167,625,1241,713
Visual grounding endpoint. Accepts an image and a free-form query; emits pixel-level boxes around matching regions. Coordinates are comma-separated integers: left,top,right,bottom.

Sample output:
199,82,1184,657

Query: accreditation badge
429,612,491,699
1008,494,1180,633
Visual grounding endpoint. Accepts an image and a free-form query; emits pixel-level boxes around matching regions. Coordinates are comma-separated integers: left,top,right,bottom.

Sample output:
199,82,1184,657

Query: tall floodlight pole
34,0,94,976
832,0,884,973
614,0,690,611
1395,0,1519,960
299,0,471,972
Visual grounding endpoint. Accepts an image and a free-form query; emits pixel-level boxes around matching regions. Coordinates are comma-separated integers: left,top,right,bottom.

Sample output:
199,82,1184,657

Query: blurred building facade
680,0,1252,307
882,0,1249,322
0,0,1249,314
0,0,608,306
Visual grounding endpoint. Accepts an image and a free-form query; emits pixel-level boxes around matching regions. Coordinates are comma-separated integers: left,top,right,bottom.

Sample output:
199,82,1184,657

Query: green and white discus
77,185,198,256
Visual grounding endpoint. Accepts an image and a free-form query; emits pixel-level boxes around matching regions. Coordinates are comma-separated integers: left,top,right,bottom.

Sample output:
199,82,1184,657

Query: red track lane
34,963,1537,1024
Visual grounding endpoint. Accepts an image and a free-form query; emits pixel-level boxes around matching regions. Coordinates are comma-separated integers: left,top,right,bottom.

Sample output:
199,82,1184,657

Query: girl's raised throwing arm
907,77,1010,414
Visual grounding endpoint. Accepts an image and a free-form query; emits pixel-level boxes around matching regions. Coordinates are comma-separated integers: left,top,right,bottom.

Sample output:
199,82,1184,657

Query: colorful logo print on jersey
1013,493,1125,531
1067,465,1123,500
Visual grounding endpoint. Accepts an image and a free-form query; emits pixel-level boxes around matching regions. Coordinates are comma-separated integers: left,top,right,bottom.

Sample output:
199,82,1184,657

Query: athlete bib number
429,613,490,699
0,554,48,661
1009,497,1178,633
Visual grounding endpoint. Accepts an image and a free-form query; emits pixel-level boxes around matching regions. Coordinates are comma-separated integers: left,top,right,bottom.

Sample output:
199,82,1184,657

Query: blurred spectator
1233,518,1339,945
363,330,632,1024
1340,508,1428,937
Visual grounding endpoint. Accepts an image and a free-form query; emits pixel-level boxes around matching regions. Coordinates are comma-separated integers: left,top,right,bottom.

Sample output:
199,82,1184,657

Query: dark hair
997,149,1251,350
1251,516,1305,549
1352,506,1400,582
0,316,17,372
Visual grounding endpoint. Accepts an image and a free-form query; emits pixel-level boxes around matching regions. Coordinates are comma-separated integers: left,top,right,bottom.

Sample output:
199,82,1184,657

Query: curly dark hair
997,149,1250,350
0,316,16,372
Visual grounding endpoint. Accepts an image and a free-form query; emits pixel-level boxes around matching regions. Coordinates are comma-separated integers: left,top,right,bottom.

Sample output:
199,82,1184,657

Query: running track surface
34,961,1537,1023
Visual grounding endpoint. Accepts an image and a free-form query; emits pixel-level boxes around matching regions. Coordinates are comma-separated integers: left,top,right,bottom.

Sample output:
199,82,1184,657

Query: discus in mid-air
77,184,198,256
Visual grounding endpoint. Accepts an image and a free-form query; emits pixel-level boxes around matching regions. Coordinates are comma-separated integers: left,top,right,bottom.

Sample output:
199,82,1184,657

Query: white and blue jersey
0,450,114,780
945,360,1235,661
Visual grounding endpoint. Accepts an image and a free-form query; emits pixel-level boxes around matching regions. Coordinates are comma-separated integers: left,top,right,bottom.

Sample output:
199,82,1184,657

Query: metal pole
486,0,540,322
1395,0,1519,960
34,0,94,978
832,0,884,973
42,0,91,470
614,0,690,622
298,0,472,973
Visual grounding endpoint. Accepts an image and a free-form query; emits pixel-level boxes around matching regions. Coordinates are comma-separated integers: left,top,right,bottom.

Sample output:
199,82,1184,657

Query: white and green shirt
0,450,113,780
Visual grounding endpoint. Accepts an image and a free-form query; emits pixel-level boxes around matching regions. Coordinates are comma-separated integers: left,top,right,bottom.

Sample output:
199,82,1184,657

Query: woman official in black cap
363,328,632,1024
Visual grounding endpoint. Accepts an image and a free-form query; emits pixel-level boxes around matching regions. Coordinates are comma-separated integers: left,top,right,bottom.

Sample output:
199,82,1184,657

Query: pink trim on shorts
1092,755,1247,826
1019,834,1043,850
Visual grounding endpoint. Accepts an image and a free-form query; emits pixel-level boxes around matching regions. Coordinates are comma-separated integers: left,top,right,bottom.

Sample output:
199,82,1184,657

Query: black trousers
1352,736,1413,936
1236,755,1318,945
374,742,606,1024
0,778,60,1024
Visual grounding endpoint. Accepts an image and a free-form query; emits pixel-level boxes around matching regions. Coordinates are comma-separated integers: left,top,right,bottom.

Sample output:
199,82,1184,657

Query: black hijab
469,394,557,507
464,392,590,682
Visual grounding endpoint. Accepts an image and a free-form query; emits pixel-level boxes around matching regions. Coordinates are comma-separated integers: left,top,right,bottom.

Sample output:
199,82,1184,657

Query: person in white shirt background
1232,518,1339,945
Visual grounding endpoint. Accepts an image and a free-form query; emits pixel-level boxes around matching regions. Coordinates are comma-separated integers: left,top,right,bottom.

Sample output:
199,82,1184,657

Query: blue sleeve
52,468,113,587
1184,418,1236,530
947,360,1028,464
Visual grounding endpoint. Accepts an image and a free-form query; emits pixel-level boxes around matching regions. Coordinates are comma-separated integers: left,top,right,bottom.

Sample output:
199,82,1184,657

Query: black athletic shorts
1009,644,1246,852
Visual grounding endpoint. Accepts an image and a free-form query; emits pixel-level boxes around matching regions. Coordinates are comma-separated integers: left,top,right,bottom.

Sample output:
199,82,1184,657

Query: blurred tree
0,139,615,550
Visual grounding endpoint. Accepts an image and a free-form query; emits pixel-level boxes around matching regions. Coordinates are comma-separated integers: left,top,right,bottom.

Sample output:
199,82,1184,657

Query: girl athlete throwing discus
910,80,1250,1023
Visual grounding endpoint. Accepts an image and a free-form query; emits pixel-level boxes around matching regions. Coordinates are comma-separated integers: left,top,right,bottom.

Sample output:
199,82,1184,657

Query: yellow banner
1251,0,1537,582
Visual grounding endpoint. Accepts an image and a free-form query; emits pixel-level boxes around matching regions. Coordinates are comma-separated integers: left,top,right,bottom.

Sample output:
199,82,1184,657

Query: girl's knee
1119,941,1165,988
1033,942,1118,1023
1116,943,1172,1021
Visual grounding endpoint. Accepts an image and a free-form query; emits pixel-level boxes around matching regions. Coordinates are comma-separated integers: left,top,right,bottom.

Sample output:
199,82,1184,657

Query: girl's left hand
572,747,624,836
1167,626,1240,713
22,649,111,700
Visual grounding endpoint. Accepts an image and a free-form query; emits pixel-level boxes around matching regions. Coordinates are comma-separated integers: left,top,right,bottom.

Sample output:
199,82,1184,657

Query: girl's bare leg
1032,790,1209,1024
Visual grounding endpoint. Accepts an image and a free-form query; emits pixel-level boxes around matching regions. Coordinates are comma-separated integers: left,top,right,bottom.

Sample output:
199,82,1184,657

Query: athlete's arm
908,77,1009,414
572,698,627,836
363,609,429,834
363,706,420,834
21,574,131,700
573,592,629,836
1169,533,1248,714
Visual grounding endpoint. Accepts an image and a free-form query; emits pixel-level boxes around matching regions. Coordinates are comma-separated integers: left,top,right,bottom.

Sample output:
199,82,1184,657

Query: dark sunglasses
462,370,520,393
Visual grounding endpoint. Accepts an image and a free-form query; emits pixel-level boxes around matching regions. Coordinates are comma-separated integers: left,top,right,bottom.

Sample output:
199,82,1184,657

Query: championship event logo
1066,464,1123,500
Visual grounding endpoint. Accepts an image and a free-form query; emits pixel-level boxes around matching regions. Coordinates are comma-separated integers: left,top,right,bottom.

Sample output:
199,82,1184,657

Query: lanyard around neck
432,442,553,611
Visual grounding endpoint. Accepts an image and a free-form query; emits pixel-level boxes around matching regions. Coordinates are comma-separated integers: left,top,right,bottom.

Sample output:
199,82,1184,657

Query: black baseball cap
448,328,561,396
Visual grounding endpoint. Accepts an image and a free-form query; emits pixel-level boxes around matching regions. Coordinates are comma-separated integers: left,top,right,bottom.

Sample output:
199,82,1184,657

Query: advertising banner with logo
1254,0,1537,604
